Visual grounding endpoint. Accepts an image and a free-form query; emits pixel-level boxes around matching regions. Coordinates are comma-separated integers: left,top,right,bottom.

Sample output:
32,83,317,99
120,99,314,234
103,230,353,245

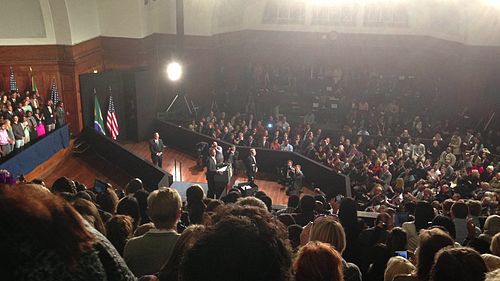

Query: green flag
31,75,38,94
94,95,106,135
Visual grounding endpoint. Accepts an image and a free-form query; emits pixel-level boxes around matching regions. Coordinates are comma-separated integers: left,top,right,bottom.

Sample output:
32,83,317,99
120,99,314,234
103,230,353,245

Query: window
263,1,305,25
363,4,409,27
311,4,358,26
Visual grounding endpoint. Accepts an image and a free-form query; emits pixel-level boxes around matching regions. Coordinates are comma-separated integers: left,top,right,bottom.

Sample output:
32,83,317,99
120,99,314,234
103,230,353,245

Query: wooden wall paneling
1,31,500,135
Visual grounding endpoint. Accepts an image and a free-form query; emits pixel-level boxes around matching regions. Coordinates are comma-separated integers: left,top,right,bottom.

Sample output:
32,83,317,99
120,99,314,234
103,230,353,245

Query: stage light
167,61,183,82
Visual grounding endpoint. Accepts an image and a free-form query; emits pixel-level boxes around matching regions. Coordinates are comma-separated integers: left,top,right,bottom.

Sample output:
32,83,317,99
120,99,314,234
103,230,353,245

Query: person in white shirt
280,139,293,152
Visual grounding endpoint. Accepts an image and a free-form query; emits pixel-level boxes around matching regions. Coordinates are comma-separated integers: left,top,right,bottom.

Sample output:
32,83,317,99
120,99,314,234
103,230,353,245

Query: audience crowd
2,168,500,281
0,90,66,157
1,68,499,281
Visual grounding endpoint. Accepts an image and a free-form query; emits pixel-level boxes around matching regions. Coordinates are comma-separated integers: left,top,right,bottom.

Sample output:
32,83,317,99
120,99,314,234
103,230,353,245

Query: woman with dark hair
0,184,135,281
116,196,141,228
431,215,456,240
133,189,150,225
431,247,487,281
414,228,454,281
180,205,292,281
386,227,408,254
106,215,134,256
185,184,206,225
72,198,107,235
293,195,316,226
293,241,344,281
159,224,206,281
96,187,120,215
365,243,392,281
338,197,364,264
402,201,435,252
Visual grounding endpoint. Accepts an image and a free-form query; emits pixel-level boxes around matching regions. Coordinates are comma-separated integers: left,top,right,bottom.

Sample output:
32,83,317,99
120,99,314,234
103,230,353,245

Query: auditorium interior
1,1,500,280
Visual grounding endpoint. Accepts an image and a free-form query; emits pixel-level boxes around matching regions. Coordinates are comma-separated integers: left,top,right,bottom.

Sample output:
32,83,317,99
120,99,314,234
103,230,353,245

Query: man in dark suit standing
43,99,56,133
149,132,165,168
245,148,258,182
206,148,219,199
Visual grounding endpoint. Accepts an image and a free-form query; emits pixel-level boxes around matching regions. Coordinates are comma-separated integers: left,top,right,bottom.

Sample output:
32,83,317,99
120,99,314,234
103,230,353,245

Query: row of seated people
0,90,66,157
188,110,499,200
2,169,500,281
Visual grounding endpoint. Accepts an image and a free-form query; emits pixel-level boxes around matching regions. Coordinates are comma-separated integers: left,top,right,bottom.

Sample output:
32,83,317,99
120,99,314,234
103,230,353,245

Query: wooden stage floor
27,141,312,206
122,142,312,205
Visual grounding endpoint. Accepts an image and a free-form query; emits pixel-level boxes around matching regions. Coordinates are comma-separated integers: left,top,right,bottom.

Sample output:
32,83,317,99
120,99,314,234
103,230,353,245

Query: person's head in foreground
431,247,487,281
415,228,454,281
293,241,343,281
180,204,291,281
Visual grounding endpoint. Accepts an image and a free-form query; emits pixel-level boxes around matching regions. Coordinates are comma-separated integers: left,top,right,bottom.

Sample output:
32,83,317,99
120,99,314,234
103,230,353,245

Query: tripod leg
166,94,179,112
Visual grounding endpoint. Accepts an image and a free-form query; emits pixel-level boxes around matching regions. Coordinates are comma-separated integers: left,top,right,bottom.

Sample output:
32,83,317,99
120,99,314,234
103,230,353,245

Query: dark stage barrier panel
155,120,350,198
0,125,70,178
80,128,173,191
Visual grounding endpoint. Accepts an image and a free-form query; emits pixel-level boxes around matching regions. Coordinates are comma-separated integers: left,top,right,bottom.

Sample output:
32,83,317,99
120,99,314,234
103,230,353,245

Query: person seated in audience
293,241,344,281
431,247,487,281
0,184,135,281
180,204,292,281
123,187,182,277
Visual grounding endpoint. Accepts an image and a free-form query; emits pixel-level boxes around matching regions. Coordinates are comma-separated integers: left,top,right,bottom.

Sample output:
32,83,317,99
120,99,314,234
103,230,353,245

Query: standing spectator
293,241,344,281
431,247,487,281
180,205,292,281
185,184,206,225
308,217,362,281
384,256,415,281
43,99,56,133
414,228,454,281
106,215,134,256
124,188,182,277
55,101,66,128
0,184,136,281
34,107,46,137
0,122,13,156
11,115,24,149
402,201,435,252
159,225,206,281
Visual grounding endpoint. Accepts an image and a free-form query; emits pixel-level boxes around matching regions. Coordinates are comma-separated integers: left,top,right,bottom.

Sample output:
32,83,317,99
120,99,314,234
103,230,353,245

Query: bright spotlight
167,62,182,81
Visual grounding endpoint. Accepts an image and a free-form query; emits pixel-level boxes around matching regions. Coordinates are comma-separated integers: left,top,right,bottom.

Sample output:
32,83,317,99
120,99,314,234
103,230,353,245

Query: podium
214,163,232,184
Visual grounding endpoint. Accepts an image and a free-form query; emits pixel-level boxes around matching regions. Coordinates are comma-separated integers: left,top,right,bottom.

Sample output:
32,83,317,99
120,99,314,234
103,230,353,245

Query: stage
121,141,313,205
26,139,312,206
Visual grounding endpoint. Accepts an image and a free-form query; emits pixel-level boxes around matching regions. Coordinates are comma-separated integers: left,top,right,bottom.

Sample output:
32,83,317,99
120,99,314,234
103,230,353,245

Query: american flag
50,80,60,104
9,67,17,92
106,95,119,140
